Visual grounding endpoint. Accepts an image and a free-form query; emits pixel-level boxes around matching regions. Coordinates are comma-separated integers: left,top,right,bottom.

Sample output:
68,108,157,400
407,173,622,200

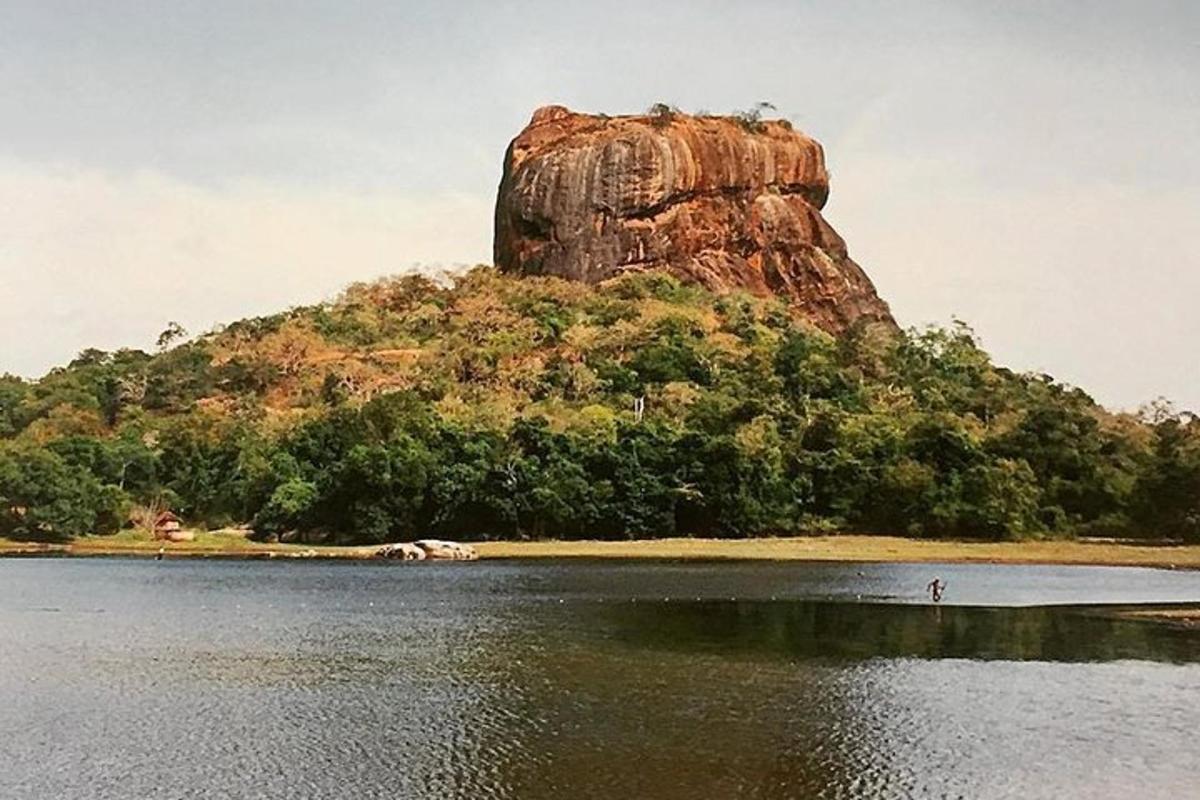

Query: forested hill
2,267,1197,544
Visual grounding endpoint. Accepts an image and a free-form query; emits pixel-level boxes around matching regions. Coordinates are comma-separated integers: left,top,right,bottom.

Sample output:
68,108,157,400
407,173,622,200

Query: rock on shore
414,540,479,561
375,542,427,560
375,540,478,561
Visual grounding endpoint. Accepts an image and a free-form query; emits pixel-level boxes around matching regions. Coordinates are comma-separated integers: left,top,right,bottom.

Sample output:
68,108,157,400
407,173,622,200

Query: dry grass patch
473,536,1200,569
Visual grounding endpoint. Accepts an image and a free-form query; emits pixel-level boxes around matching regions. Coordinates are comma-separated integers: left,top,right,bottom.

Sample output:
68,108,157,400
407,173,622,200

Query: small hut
153,511,193,542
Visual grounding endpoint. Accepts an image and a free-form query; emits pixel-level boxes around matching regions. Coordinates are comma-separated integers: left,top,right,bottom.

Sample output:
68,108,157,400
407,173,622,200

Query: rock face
494,105,895,333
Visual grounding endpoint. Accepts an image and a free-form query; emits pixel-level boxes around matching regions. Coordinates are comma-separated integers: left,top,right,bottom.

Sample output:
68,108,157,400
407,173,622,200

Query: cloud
0,163,492,376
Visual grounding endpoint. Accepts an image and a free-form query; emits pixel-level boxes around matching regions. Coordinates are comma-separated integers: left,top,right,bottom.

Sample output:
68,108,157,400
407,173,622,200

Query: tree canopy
2,268,1196,544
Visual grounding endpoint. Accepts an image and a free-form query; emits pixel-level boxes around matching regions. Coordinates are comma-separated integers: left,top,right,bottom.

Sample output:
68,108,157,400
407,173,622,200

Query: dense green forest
1,268,1197,544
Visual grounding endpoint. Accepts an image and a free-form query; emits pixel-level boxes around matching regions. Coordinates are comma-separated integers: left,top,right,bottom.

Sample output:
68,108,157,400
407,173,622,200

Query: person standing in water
926,577,946,603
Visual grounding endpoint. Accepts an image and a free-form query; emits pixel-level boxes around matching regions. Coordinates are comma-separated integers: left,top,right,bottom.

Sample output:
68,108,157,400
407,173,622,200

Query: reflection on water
1,558,1198,799
610,600,1200,663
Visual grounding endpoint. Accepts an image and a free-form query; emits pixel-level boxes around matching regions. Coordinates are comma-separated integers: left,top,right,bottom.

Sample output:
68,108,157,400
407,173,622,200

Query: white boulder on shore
415,539,478,560
374,540,477,561
374,542,426,560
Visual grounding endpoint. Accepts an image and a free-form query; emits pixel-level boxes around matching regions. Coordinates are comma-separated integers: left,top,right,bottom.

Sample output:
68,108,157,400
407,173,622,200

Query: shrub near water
1,268,1197,543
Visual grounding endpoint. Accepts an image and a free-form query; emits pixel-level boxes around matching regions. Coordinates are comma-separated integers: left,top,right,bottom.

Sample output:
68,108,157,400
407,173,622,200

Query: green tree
1135,414,1200,541
0,444,124,540
254,478,319,534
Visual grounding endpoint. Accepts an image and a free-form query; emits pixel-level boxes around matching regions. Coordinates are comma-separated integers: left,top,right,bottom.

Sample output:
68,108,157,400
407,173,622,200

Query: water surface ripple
1,558,1198,799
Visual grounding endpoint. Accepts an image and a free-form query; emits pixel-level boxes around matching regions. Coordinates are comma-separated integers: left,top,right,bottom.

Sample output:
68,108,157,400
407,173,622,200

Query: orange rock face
494,105,895,333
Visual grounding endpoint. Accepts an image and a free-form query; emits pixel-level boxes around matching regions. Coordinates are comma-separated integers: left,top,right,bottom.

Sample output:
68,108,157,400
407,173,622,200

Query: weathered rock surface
494,105,895,333
374,540,478,561
414,539,478,561
375,542,427,560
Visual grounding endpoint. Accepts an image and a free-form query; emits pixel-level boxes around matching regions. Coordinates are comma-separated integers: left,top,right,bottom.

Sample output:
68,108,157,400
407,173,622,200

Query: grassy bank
0,530,374,559
2,531,1199,569
473,536,1200,568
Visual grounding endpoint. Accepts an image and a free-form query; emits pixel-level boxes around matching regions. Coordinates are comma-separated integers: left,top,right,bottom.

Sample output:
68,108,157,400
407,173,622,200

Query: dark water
2,559,1199,799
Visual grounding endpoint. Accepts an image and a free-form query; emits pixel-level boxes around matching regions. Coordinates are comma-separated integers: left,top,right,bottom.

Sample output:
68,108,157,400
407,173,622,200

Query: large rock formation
494,105,895,333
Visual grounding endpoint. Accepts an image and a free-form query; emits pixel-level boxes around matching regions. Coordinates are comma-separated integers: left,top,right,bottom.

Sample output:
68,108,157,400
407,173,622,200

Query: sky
0,0,1197,411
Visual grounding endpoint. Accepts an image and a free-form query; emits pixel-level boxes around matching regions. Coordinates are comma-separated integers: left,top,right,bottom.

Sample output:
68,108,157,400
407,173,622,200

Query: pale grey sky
1,1,1197,410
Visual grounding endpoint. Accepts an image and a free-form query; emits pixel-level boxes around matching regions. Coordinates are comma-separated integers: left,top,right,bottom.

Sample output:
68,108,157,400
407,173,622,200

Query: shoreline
3,533,1200,570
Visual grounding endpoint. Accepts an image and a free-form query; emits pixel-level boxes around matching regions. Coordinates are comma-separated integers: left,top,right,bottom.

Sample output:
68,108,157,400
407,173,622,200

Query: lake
2,558,1199,799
